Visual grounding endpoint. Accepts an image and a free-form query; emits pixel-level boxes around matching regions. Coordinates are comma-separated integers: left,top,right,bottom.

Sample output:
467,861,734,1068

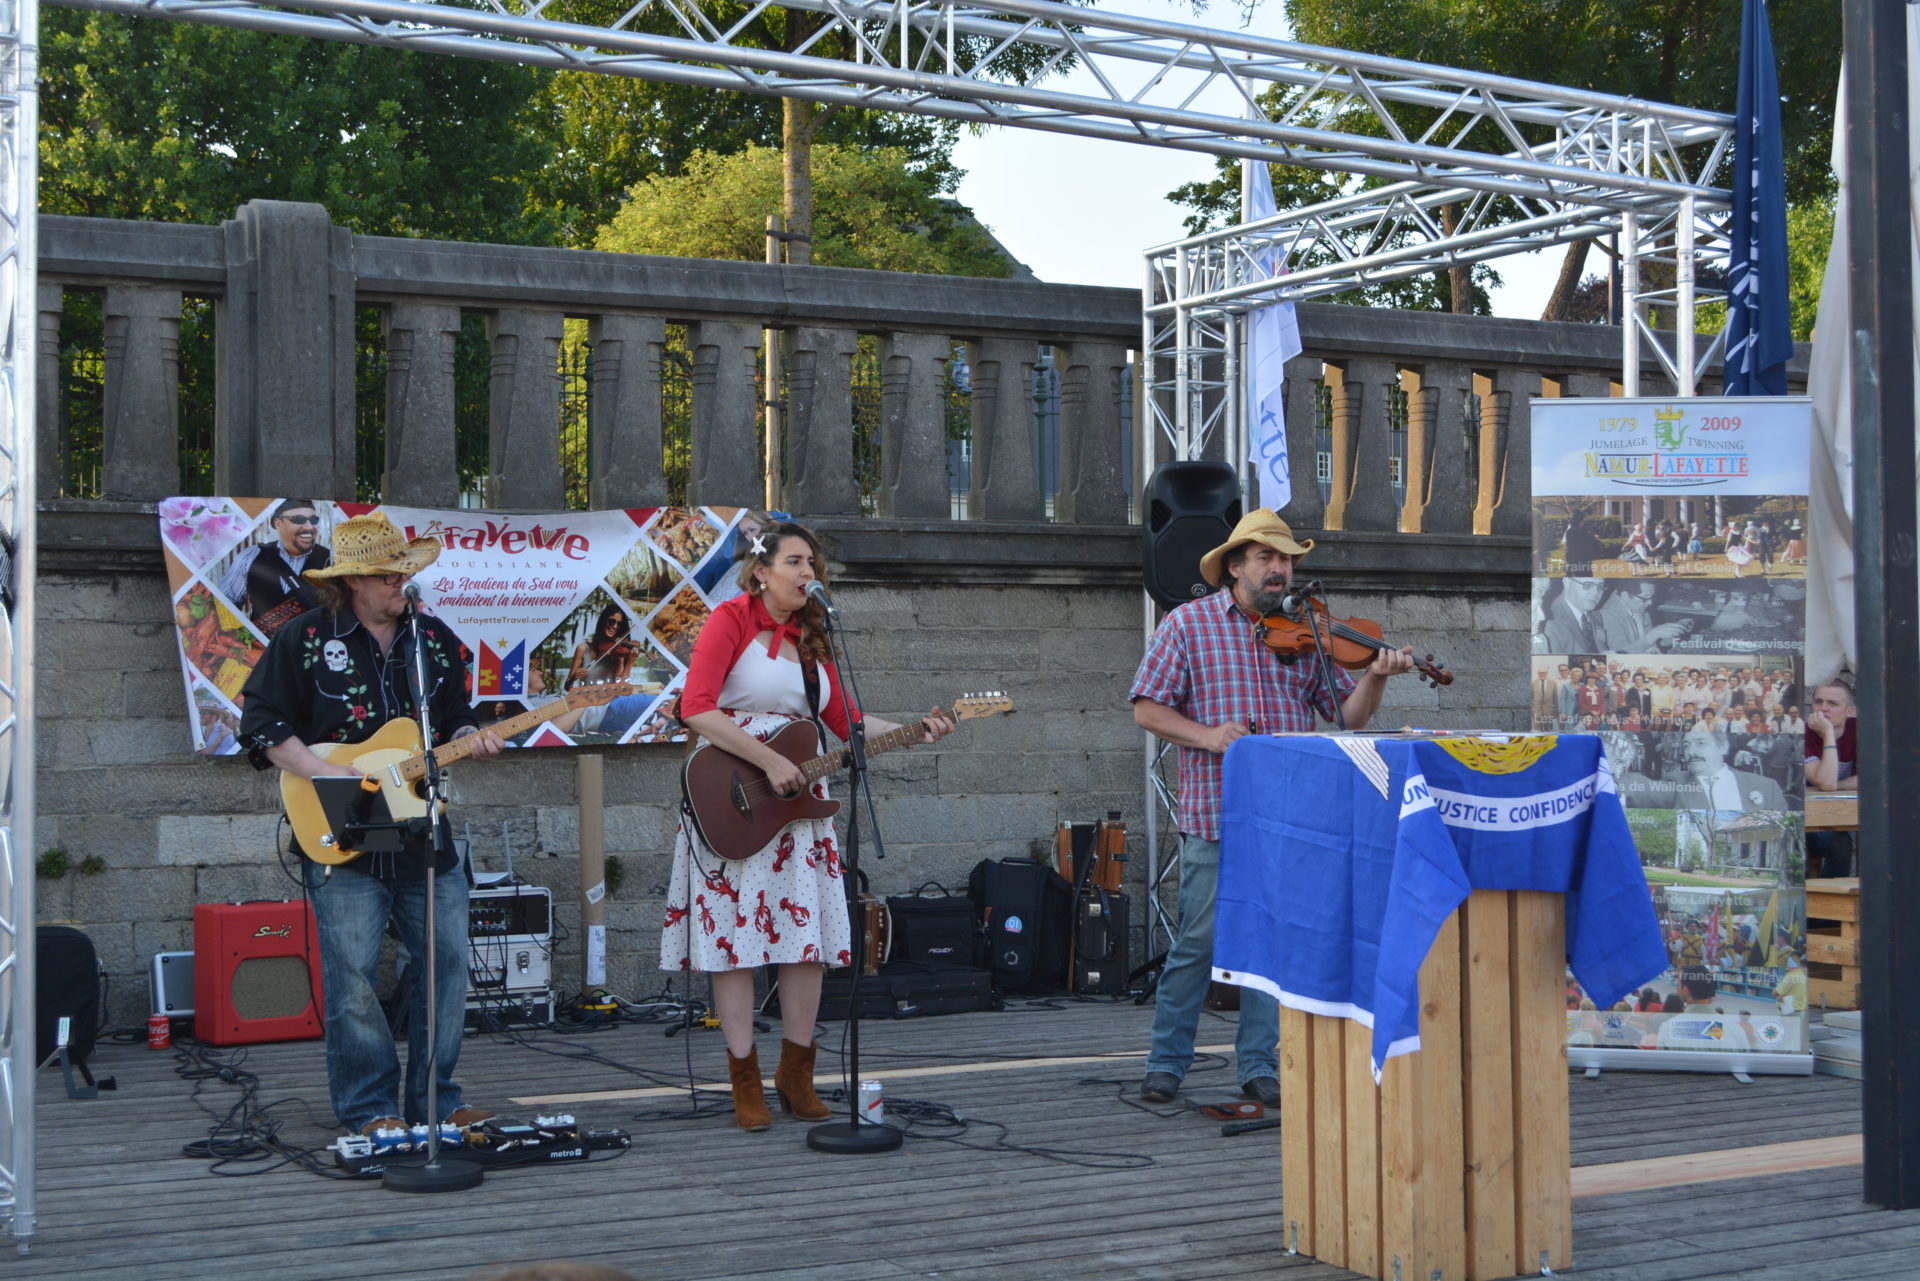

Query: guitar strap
801,658,828,748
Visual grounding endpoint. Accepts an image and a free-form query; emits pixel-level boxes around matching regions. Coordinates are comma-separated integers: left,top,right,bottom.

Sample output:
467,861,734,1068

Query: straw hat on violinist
1197,509,1314,588
303,513,442,579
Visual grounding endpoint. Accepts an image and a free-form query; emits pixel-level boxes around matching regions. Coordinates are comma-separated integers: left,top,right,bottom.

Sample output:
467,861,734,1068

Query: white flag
1246,159,1302,513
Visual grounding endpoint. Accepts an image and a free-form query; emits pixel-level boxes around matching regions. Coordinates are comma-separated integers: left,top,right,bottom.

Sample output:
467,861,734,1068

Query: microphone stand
383,594,483,1193
1289,580,1348,732
805,589,901,1155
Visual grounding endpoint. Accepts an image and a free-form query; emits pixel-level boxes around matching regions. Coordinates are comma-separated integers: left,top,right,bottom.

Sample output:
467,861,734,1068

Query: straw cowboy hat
303,513,442,579
1198,509,1314,587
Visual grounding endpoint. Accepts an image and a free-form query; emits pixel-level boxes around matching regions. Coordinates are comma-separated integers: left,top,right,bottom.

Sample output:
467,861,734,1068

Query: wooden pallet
1805,876,1861,1011
1280,889,1571,1281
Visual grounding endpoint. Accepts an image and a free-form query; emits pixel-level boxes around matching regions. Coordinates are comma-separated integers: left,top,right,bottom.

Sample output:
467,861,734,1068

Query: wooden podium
1279,889,1572,1281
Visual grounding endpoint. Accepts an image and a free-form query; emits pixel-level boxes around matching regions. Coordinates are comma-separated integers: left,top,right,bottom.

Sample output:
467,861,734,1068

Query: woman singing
659,522,953,1130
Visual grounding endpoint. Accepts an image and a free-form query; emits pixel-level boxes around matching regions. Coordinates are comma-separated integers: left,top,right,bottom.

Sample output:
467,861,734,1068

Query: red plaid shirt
1129,588,1354,840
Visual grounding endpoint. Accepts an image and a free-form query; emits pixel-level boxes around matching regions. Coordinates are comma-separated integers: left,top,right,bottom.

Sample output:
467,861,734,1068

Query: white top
716,642,834,719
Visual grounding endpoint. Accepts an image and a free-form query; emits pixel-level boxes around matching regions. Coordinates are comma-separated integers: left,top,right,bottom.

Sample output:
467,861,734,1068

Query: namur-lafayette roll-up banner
160,499,768,754
1530,396,1816,1061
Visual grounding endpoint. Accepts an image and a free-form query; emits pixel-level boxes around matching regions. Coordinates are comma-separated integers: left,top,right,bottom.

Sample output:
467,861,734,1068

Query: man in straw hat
1129,509,1413,1106
239,513,506,1141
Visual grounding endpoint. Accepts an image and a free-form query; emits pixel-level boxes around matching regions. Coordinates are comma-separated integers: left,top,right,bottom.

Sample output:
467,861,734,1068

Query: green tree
526,0,1068,264
520,65,960,248
595,143,1013,277
41,11,556,242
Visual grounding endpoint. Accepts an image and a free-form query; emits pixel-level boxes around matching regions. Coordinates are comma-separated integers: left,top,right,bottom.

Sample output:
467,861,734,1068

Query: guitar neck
394,700,576,782
798,719,927,783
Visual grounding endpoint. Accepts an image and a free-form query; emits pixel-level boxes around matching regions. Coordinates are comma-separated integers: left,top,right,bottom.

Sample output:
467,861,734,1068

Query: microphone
1277,580,1319,618
803,579,838,616
401,582,423,610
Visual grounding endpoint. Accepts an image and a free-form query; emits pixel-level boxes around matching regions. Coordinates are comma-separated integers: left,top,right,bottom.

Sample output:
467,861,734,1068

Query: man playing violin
1129,509,1413,1106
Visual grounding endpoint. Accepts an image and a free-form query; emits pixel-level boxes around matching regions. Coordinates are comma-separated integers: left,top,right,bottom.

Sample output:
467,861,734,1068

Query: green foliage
1168,156,1498,311
37,848,69,880
42,10,557,242
603,854,625,897
596,144,1014,277
1692,196,1834,342
77,855,107,877
1284,0,1840,205
1172,1,1840,313
523,66,960,248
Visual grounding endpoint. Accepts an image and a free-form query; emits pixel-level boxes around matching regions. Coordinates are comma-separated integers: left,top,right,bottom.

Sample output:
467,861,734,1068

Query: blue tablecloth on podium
1213,733,1665,1077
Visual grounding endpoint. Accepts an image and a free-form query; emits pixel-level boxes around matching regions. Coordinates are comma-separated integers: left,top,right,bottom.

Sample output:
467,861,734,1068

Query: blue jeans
1146,834,1279,1086
304,857,470,1129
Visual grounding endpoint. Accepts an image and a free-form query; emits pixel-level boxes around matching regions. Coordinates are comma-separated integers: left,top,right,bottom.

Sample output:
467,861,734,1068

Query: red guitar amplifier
192,901,325,1046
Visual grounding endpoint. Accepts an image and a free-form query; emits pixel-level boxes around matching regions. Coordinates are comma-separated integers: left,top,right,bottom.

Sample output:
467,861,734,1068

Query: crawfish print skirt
658,710,854,973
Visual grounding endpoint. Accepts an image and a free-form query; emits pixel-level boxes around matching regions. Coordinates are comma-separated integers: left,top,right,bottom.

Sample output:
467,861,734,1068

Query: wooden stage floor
18,998,1918,1281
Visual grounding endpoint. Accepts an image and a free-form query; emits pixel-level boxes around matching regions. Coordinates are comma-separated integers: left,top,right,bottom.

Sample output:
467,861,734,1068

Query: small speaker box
193,901,324,1046
150,950,195,1018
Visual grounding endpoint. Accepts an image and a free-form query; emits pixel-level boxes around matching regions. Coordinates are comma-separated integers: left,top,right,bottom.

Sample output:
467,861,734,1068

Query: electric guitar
680,692,1014,861
282,682,632,863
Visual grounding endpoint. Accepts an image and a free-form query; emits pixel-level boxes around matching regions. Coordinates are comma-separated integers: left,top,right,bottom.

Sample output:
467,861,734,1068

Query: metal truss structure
0,0,37,1256
0,0,1749,1212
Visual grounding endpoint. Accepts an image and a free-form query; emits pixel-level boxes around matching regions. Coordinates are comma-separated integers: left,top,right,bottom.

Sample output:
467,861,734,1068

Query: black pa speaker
1142,461,1242,609
37,925,102,1066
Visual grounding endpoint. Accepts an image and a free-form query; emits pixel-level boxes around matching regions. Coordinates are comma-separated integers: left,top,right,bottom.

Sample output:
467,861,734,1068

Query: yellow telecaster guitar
282,682,632,863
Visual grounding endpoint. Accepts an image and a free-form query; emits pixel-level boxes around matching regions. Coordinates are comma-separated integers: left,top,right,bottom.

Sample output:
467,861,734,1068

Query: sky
947,0,1563,319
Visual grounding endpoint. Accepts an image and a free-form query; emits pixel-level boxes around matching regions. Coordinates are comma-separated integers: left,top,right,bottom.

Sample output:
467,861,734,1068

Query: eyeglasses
354,573,410,587
279,515,320,526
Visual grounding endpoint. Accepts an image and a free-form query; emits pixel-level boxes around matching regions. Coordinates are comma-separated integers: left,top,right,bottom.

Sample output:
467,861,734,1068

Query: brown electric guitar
282,682,632,863
681,691,1014,861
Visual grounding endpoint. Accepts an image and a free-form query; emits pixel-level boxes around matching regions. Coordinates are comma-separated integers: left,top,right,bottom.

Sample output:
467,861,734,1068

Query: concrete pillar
1401,363,1475,535
1279,354,1325,528
36,282,64,498
877,331,951,519
588,313,668,508
1057,339,1129,524
485,309,566,509
687,319,762,510
215,201,356,498
783,325,861,516
381,302,462,508
967,337,1043,520
101,285,183,501
1324,357,1397,532
1469,369,1540,537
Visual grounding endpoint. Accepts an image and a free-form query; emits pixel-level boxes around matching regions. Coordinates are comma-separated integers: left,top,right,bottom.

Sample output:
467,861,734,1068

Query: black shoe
1241,1076,1280,1106
1139,1072,1181,1103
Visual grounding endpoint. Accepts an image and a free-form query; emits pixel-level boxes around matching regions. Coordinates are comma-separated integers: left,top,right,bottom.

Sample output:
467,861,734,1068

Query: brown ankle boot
727,1046,770,1132
774,1038,832,1121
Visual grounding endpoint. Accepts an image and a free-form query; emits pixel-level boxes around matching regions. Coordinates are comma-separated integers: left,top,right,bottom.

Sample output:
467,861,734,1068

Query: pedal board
329,1113,630,1178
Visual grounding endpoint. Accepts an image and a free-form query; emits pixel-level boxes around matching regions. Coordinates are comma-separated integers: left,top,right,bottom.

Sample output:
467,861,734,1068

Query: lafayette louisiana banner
1530,396,1815,1059
160,497,767,754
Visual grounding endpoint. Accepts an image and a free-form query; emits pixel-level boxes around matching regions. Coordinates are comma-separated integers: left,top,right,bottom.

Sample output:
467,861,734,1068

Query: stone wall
38,512,1526,1025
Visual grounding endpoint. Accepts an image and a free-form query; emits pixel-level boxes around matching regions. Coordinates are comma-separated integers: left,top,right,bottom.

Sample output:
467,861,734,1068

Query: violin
1257,596,1453,688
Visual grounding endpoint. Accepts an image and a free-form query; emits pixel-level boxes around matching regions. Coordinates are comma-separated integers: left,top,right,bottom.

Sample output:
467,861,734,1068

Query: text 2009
1698,416,1742,431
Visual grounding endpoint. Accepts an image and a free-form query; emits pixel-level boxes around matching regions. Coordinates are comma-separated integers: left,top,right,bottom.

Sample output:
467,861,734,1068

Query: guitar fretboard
797,720,930,782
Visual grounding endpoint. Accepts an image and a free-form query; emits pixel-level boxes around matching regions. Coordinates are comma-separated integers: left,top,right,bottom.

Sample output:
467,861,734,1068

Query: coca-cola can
858,1079,885,1125
147,1014,171,1050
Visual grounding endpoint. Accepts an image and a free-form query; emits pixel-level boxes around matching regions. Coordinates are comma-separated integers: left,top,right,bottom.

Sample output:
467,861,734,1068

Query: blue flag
1245,159,1302,512
1724,0,1792,396
1213,735,1666,1078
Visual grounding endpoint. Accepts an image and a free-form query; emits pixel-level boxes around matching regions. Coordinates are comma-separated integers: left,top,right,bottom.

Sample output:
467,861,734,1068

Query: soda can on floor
858,1079,885,1125
147,1014,171,1050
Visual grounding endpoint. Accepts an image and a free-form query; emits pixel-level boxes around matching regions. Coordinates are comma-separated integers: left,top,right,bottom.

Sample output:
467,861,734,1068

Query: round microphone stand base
383,1156,485,1193
806,1118,903,1155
